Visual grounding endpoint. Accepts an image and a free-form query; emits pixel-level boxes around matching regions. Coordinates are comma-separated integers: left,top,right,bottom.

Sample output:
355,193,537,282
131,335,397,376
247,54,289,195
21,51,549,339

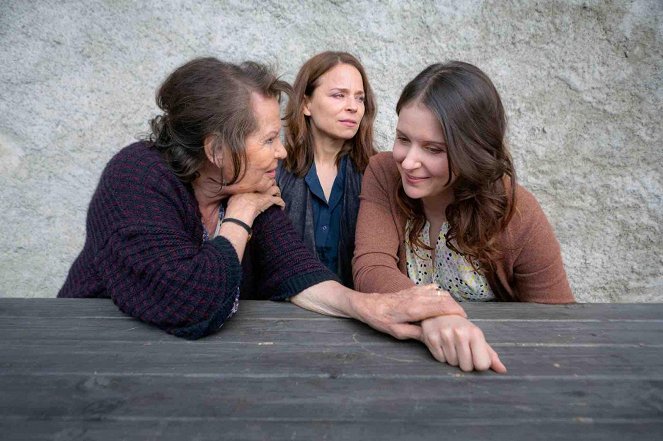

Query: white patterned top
405,220,495,302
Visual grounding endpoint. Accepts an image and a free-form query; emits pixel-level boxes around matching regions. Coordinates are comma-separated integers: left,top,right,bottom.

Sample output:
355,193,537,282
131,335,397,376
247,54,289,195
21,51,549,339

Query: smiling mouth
404,173,428,183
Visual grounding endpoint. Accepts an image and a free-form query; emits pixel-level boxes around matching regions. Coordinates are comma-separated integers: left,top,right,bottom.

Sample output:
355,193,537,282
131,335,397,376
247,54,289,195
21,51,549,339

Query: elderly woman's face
224,93,286,194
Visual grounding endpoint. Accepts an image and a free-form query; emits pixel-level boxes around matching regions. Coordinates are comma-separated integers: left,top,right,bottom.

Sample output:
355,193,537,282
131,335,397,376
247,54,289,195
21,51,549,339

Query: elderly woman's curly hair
148,57,291,184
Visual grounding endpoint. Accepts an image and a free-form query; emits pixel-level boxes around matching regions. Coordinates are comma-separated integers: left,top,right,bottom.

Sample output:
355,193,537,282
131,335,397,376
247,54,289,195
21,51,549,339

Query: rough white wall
0,0,661,301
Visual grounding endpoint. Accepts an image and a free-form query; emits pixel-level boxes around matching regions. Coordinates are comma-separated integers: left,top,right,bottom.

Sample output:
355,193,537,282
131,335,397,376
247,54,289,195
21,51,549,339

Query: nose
346,96,358,112
400,146,421,171
274,138,287,160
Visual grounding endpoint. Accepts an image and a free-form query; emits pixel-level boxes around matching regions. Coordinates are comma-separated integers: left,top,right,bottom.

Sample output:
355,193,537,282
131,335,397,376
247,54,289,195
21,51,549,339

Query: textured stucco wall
0,0,661,301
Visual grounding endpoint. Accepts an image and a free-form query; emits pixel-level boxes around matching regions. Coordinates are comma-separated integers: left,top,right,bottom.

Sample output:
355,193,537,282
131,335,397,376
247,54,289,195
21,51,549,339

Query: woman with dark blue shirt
277,52,377,287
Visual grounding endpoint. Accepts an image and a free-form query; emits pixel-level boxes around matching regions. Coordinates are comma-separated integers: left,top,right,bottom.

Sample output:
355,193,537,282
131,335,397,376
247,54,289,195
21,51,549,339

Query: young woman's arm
353,154,415,293
418,315,506,373
508,187,575,303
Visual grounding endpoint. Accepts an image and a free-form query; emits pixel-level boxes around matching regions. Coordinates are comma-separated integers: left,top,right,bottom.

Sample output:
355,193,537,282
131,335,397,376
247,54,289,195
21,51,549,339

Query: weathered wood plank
1,418,662,441
2,341,662,378
1,375,661,421
2,299,662,441
1,315,661,346
2,298,663,321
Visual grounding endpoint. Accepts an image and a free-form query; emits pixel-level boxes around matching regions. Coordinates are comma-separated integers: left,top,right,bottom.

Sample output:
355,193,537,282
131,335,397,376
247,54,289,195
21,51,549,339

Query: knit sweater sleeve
506,186,575,303
87,145,243,338
249,206,337,300
353,153,415,293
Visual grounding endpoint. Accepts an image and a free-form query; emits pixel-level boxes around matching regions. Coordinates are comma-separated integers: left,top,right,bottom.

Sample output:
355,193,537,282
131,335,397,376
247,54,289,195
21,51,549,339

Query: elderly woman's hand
419,315,506,373
350,284,467,340
292,282,505,372
219,183,285,260
225,182,285,225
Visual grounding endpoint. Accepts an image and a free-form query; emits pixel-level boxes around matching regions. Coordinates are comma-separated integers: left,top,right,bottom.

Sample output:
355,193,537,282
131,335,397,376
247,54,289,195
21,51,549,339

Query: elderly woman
58,57,463,343
277,51,376,287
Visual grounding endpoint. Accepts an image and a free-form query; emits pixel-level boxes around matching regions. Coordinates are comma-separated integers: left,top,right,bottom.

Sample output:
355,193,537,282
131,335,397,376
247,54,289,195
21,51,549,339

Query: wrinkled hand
420,315,506,373
225,183,285,224
353,284,466,341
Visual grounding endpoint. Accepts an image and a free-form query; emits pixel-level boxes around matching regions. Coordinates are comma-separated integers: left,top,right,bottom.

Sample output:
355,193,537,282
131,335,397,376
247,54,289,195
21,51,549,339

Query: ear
302,96,312,117
203,134,223,167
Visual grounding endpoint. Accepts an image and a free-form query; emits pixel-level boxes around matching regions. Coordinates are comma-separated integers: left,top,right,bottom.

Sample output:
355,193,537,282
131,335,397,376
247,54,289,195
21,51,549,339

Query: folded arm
92,159,243,339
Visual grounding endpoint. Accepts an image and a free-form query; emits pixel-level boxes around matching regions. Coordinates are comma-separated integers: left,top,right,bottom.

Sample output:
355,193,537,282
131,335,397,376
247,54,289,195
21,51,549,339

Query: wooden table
1,299,662,440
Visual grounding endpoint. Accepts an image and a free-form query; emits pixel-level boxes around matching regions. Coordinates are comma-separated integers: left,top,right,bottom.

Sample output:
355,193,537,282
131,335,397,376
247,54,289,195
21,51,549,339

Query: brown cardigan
352,152,574,303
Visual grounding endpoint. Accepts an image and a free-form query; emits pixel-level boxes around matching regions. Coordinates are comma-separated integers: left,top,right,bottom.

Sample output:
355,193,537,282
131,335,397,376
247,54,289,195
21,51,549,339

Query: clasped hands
355,284,506,373
229,185,506,373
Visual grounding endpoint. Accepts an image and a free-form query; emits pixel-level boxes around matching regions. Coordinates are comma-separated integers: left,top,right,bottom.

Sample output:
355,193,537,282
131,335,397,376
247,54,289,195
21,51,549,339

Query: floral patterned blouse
405,220,495,302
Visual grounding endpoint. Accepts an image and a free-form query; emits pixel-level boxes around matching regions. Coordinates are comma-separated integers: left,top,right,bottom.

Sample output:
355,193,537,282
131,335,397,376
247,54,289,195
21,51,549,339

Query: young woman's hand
419,315,506,373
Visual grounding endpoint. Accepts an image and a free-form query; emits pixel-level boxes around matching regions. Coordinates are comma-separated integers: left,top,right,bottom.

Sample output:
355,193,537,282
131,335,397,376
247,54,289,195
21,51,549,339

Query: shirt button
322,226,328,231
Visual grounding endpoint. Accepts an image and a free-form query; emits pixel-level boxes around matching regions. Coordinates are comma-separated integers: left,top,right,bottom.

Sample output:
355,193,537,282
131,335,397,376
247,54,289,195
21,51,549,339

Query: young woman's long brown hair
396,61,517,272
283,51,377,176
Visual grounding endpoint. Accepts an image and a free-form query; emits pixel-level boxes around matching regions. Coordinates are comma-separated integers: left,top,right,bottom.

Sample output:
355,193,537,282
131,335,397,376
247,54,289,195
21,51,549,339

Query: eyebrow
329,87,364,94
395,129,446,145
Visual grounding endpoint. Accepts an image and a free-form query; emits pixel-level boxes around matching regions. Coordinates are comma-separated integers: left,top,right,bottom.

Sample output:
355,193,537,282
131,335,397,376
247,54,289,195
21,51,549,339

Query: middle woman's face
304,63,366,143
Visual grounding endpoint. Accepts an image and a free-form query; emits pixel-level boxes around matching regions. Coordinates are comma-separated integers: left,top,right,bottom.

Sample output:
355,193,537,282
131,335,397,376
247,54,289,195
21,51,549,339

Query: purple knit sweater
59,142,335,338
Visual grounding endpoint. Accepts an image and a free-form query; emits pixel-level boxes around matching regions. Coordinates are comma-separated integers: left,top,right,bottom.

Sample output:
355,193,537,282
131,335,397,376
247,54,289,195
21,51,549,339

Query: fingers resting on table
420,315,507,373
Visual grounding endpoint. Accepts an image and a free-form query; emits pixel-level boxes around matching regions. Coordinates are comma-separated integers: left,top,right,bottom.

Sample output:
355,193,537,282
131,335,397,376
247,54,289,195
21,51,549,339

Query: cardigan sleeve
89,153,243,339
249,206,337,299
352,155,415,293
506,187,575,303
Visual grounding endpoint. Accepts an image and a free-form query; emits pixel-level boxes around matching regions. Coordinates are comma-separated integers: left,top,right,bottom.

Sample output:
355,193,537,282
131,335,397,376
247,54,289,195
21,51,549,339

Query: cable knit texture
59,142,335,338
353,152,574,303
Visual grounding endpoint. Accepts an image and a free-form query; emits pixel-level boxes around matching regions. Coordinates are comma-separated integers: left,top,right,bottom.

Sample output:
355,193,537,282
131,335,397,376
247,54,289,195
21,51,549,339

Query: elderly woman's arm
59,144,243,339
291,281,465,341
217,183,284,262
249,207,466,341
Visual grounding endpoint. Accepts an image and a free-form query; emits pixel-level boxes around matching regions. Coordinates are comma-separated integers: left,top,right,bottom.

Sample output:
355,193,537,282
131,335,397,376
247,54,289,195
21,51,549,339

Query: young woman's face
224,93,286,194
392,102,455,205
304,63,365,143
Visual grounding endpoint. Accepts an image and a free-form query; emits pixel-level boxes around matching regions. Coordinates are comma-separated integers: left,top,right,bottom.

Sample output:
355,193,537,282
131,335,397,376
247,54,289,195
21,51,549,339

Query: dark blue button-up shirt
305,156,346,274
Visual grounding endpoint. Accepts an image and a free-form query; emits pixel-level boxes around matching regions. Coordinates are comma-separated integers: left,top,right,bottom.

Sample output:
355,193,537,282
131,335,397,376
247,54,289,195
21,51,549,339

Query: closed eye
424,145,446,154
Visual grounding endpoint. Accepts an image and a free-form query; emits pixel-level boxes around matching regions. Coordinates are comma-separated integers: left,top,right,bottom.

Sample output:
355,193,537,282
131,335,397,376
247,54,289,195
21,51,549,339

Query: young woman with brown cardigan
353,62,574,373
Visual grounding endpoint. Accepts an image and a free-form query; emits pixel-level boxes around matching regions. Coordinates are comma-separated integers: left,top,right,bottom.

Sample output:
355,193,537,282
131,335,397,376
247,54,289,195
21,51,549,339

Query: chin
402,185,426,200
344,130,360,139
256,180,274,193
332,129,358,141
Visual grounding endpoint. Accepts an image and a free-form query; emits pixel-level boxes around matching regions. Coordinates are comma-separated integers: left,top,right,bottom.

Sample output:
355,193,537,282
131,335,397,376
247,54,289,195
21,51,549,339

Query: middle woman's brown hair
283,51,377,176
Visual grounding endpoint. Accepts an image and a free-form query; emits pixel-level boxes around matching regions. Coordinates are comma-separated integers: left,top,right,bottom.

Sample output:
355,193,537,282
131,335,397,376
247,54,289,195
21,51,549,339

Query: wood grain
1,299,662,440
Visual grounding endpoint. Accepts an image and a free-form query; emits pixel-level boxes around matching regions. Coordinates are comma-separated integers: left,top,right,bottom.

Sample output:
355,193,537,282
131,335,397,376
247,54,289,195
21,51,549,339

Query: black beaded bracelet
221,218,252,240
